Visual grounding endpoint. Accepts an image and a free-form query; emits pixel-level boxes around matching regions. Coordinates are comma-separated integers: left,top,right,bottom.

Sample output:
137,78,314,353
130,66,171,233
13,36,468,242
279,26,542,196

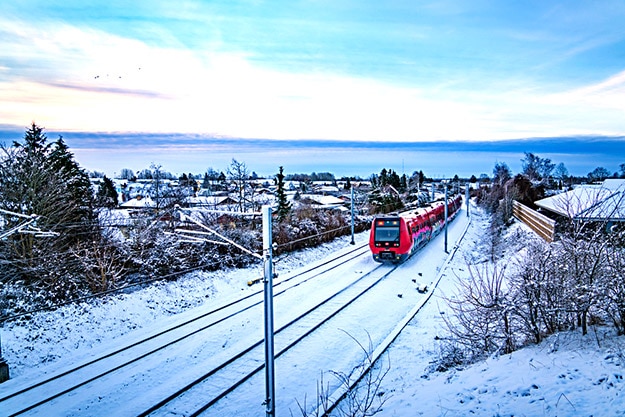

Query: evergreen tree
5,126,95,237
97,176,119,208
389,170,401,189
0,123,98,286
275,166,291,222
49,136,95,224
400,174,407,192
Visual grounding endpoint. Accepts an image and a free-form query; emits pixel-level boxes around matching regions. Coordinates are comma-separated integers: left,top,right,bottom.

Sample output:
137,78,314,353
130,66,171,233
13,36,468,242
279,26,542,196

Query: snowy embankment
1,204,624,416
1,234,359,382
376,205,625,417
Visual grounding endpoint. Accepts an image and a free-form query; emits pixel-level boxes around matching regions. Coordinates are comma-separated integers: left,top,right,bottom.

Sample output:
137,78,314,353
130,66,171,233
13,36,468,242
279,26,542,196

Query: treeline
285,172,336,182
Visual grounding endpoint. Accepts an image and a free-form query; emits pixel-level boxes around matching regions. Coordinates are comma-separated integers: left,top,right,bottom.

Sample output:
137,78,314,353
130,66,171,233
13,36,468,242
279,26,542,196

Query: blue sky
1,1,624,177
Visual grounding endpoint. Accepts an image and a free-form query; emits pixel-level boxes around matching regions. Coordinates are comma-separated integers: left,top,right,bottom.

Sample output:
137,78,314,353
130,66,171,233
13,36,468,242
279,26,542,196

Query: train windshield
374,218,401,243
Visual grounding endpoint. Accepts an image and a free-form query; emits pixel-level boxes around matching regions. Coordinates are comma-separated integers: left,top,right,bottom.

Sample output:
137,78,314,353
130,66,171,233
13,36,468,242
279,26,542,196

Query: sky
1,1,624,177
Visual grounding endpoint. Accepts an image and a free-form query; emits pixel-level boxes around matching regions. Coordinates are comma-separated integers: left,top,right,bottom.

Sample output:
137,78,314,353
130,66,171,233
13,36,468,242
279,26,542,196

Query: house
119,195,155,209
299,194,347,210
185,195,238,208
534,179,625,226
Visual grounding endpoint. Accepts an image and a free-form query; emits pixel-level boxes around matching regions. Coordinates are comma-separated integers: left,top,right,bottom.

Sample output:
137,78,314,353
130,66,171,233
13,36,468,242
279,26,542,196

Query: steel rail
139,262,396,417
1,244,369,416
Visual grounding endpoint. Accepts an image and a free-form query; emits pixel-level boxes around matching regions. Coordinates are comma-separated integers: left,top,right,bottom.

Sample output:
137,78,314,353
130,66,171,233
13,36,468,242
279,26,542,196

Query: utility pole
262,206,276,416
465,183,470,217
350,185,355,245
172,206,274,411
444,183,449,253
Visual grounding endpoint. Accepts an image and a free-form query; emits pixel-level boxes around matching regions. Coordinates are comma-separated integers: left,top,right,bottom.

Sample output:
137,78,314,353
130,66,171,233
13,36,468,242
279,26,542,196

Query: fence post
465,183,470,217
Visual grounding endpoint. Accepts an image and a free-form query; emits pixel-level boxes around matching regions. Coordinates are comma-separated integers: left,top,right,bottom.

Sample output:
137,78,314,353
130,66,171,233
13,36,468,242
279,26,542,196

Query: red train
369,194,462,263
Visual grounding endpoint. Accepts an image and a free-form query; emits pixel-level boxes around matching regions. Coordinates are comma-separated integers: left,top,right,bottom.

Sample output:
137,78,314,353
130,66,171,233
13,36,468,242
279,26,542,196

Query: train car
369,194,462,263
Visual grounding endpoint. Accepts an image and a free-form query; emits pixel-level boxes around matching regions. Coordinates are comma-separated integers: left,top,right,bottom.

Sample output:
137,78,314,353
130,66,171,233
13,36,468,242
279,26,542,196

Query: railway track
1,208,470,416
0,242,372,416
138,262,397,416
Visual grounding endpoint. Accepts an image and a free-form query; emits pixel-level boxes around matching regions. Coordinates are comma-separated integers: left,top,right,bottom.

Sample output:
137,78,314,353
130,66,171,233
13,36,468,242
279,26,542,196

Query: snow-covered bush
274,206,368,254
440,211,623,370
442,263,519,358
427,337,467,373
597,234,625,334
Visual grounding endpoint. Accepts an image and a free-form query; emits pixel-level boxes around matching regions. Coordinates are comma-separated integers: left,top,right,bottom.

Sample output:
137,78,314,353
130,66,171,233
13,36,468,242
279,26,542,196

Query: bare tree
601,237,625,334
550,187,621,335
70,239,130,292
119,168,135,180
227,159,249,212
521,152,554,183
442,263,517,357
493,162,512,186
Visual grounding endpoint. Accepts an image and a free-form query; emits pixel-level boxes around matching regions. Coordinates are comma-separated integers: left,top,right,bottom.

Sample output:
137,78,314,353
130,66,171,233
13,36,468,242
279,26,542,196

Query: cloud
560,69,625,110
1,13,624,142
44,82,171,99
0,16,495,140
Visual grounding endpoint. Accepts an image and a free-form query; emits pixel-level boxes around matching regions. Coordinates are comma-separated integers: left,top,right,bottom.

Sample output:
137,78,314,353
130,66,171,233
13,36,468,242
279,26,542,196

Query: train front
369,217,410,263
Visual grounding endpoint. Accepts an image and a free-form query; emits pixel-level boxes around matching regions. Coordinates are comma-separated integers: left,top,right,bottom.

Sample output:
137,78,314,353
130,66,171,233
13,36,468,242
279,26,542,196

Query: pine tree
400,174,407,192
49,136,96,226
275,166,291,222
0,123,97,286
97,176,119,208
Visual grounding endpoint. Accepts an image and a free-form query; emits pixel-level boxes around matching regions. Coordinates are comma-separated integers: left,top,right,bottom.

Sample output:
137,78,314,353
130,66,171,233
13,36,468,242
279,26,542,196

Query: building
534,179,625,227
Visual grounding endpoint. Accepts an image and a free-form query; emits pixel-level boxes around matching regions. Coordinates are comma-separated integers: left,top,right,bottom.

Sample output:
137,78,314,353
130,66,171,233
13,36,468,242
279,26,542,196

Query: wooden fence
512,200,556,243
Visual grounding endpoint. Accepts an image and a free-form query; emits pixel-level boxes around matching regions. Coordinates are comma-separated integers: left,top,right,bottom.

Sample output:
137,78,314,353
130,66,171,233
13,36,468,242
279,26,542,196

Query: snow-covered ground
1,203,624,416
376,208,625,416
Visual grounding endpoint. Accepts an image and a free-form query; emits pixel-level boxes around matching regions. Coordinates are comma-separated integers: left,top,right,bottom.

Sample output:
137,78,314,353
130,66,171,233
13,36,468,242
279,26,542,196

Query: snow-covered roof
185,196,237,207
119,196,154,208
300,194,346,207
603,178,625,190
314,185,340,193
535,179,625,221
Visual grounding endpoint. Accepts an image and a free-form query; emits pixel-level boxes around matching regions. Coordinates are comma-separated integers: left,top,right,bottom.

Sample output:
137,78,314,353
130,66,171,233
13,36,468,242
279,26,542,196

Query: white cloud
557,70,625,111
0,18,492,140
1,17,624,141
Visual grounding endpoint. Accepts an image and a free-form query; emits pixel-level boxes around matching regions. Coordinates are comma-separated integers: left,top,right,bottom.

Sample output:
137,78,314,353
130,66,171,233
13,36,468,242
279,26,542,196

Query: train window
375,226,400,243
374,219,401,243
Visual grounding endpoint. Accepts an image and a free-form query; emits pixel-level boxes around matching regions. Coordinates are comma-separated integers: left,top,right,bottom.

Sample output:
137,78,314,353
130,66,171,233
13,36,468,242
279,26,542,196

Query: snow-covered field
1,203,624,416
